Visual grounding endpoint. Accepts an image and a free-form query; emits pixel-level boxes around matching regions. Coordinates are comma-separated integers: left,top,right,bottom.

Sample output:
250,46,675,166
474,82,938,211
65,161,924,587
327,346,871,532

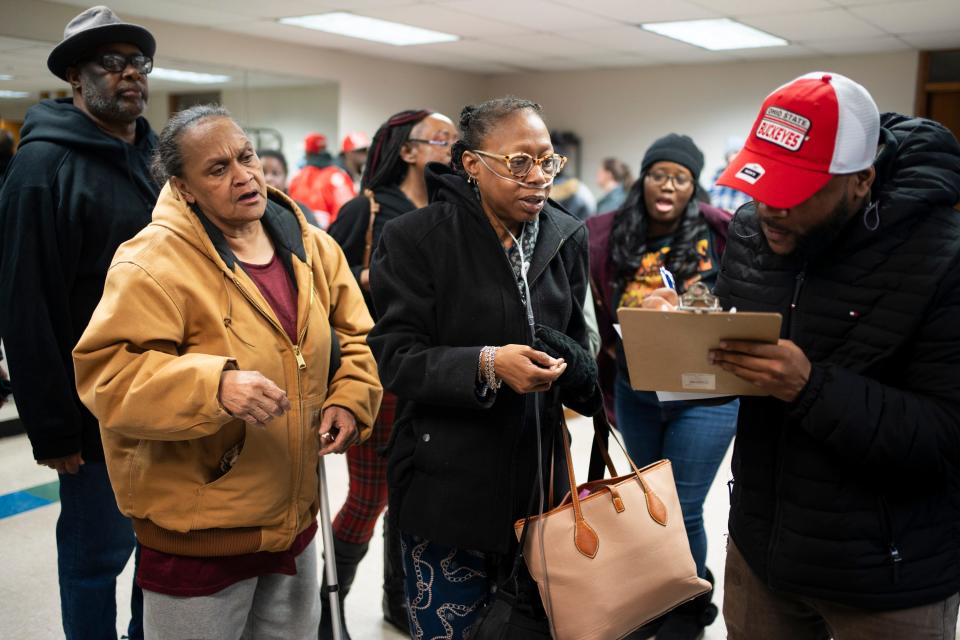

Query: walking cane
319,457,346,640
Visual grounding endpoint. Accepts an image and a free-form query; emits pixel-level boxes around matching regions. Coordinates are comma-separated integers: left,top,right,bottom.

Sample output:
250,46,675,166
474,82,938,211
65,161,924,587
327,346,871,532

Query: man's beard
81,78,145,125
794,196,860,259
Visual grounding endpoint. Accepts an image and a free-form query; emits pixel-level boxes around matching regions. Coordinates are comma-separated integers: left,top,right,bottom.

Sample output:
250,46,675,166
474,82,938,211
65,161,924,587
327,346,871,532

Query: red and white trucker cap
717,72,879,209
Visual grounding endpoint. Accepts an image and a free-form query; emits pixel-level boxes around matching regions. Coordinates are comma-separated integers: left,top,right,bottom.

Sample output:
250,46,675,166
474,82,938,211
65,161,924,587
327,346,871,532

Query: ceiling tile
54,0,252,26
482,33,622,57
524,57,610,71
802,35,911,55
565,25,740,61
741,8,885,41
433,60,520,74
565,26,692,53
307,0,435,10
436,0,620,31
689,0,832,14
828,0,904,5
413,39,538,67
552,0,718,23
577,53,660,68
219,20,403,55
660,47,741,63
361,4,533,38
730,43,821,59
898,30,960,50
847,0,960,35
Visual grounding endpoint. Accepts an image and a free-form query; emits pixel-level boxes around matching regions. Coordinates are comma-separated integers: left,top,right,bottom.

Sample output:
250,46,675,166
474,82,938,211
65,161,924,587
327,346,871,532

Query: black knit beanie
640,133,704,181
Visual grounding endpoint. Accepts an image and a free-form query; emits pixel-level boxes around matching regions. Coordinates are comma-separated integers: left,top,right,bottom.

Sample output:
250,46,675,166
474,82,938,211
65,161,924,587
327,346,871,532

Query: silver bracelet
481,346,502,392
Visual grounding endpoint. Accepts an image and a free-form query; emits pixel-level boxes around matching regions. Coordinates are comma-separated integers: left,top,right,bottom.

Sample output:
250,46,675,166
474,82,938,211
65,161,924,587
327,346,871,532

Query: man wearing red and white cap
708,72,960,638
338,131,370,184
288,132,357,227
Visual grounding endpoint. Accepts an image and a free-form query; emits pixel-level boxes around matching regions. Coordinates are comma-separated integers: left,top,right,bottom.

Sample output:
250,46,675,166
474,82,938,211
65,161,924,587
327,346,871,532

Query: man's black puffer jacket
716,113,960,610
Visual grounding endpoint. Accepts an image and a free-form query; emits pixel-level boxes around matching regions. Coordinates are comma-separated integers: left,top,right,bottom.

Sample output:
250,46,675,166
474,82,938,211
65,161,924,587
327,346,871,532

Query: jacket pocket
194,424,291,530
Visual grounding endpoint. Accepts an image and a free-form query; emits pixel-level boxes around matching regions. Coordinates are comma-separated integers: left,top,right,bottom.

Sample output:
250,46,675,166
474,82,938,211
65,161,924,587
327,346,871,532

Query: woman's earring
468,175,477,185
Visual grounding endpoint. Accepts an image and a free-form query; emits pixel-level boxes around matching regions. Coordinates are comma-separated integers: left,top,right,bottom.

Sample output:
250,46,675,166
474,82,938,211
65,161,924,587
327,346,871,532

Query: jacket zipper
766,264,806,586
231,273,310,539
878,496,902,584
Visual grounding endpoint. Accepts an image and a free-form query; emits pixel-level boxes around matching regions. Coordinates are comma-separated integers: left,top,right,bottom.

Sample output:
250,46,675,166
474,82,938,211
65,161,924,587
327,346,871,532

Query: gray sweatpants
143,538,321,640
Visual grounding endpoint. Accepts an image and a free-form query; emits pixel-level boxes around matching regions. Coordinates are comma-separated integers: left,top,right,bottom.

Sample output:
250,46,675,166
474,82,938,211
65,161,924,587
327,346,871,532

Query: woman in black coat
368,97,600,638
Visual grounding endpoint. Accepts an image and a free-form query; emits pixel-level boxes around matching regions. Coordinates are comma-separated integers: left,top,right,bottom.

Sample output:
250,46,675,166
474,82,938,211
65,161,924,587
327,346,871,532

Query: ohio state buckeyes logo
756,106,810,151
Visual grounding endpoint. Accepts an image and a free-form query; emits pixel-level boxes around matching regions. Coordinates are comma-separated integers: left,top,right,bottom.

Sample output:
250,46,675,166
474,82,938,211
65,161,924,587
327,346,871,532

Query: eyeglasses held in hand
89,53,153,75
471,150,567,180
645,171,693,189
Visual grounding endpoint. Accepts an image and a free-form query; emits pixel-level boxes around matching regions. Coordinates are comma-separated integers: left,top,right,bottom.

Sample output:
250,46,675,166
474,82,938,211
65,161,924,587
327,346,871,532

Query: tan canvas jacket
74,184,382,556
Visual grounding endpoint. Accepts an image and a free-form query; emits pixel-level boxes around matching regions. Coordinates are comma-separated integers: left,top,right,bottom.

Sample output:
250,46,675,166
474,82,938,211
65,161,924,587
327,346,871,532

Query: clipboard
617,307,782,396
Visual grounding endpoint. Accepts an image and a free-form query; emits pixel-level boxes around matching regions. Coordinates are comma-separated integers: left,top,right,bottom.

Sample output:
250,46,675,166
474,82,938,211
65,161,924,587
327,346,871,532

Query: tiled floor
0,414,733,639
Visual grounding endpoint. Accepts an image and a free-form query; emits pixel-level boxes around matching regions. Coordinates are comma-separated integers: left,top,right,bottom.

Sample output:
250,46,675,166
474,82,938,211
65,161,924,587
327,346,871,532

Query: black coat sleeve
789,260,960,480
368,219,492,409
558,226,603,416
327,195,370,284
0,172,85,460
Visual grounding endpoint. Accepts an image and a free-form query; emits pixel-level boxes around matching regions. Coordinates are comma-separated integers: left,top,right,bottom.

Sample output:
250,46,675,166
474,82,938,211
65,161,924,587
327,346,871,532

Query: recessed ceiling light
151,67,231,84
0,74,14,81
280,12,459,46
0,90,29,98
641,18,787,51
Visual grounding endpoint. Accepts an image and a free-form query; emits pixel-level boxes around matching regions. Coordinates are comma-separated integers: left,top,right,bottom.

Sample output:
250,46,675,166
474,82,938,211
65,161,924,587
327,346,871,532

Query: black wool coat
368,164,596,554
716,113,960,610
327,185,415,316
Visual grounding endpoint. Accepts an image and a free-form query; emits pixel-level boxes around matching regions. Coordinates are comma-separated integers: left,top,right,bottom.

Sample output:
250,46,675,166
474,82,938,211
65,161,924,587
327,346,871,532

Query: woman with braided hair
325,108,457,638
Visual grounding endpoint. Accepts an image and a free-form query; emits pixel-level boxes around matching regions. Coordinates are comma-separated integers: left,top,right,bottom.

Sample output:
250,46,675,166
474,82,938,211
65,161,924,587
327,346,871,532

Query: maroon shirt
138,252,309,596
240,253,299,343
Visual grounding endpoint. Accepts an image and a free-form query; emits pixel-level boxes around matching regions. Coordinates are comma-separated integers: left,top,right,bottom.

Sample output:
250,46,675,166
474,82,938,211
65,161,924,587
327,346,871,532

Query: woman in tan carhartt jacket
73,105,382,640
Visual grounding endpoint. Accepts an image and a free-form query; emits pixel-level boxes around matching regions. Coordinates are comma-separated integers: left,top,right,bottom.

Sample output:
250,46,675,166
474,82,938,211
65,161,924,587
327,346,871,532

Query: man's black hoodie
0,98,158,462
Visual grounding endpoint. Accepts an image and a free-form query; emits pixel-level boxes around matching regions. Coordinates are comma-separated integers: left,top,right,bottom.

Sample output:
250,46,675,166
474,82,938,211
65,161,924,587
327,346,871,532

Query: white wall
221,84,339,174
486,52,919,195
141,84,340,174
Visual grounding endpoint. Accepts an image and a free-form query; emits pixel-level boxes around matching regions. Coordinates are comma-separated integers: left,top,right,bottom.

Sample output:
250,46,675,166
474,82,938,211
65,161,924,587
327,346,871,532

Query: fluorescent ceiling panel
151,67,231,84
279,12,459,46
0,90,30,98
0,74,13,81
641,18,787,50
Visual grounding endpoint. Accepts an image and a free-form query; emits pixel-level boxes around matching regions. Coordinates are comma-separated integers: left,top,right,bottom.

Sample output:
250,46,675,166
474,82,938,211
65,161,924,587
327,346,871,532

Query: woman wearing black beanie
586,133,738,640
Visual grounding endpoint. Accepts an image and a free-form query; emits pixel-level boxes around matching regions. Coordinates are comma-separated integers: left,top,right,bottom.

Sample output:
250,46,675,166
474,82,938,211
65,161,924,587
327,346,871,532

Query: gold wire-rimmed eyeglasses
470,150,568,179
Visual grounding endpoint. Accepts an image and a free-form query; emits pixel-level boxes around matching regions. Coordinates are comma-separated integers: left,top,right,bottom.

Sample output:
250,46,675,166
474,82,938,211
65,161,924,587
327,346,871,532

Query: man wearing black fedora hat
0,6,158,639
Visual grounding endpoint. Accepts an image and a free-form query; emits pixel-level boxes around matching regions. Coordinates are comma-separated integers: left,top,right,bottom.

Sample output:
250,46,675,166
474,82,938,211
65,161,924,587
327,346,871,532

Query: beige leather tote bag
515,413,711,640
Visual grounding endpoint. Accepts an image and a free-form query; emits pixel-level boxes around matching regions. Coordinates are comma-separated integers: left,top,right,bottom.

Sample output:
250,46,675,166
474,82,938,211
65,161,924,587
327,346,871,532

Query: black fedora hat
47,6,156,81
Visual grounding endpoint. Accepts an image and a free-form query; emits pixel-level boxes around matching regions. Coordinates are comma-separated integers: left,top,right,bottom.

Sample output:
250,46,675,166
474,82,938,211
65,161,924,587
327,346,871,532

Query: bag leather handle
560,415,600,558
361,188,380,271
559,411,668,560
592,411,668,526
